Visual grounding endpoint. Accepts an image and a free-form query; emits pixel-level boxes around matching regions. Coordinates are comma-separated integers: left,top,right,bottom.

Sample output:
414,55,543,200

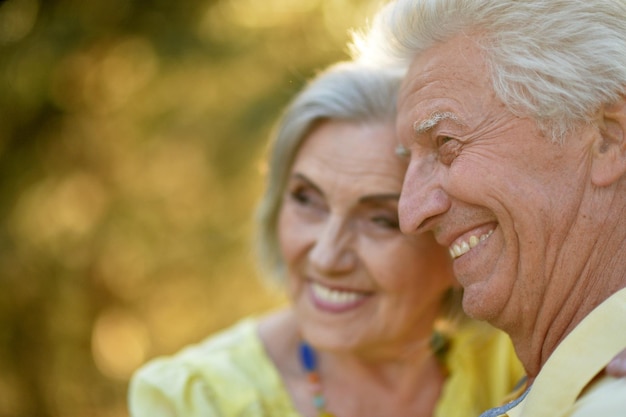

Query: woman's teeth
311,282,365,305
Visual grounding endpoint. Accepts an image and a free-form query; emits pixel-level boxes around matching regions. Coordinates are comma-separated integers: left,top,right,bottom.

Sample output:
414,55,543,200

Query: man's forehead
399,33,487,94
397,36,491,130
396,67,454,134
397,51,455,118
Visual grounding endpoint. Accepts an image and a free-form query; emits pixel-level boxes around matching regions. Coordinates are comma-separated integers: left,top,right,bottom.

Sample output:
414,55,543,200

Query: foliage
0,0,382,415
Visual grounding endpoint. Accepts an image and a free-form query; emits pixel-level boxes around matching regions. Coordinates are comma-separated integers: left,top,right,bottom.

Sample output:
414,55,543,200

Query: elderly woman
127,61,525,417
351,0,626,416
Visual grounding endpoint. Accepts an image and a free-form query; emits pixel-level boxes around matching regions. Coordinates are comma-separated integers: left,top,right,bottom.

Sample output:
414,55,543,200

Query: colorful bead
299,341,334,416
313,394,325,409
307,372,320,384
299,341,317,371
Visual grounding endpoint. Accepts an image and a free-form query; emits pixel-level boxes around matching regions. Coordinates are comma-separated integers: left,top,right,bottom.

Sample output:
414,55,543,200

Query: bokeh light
92,308,150,380
0,0,39,44
0,0,383,416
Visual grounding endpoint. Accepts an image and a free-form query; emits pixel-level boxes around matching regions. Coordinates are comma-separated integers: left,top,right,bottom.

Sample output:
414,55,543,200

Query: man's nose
309,216,356,274
399,158,450,235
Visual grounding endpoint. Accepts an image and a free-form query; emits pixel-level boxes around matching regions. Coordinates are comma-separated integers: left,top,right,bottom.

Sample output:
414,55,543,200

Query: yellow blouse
128,318,525,417
435,319,525,417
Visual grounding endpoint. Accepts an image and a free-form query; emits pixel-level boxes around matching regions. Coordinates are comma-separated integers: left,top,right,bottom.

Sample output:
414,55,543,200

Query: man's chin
460,283,504,323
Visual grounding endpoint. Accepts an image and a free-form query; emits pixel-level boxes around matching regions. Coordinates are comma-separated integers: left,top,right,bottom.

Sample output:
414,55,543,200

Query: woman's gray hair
255,61,404,285
351,0,626,141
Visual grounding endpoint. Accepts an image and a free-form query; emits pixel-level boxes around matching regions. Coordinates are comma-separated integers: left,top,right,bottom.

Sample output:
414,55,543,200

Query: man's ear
591,95,626,187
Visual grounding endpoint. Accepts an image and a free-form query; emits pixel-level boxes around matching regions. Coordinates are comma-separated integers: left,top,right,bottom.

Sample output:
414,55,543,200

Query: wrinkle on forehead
396,35,502,146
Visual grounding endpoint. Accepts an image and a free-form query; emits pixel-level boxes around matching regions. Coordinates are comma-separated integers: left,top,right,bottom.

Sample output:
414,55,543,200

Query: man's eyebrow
413,111,464,135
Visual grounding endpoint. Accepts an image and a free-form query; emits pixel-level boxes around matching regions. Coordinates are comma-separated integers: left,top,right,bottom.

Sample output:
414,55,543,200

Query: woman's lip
308,281,371,313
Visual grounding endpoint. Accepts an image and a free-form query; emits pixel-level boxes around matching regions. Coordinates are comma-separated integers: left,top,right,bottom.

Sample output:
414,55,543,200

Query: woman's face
277,119,454,359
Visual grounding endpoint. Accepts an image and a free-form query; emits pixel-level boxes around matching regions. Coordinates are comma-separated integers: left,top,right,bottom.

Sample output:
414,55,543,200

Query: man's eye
438,136,454,146
437,136,461,165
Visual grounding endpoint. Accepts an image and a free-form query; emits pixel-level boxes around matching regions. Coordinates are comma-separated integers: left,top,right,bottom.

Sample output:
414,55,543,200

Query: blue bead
313,394,325,408
299,341,317,372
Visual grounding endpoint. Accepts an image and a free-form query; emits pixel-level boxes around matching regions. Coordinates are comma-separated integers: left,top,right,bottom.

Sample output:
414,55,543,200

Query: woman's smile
278,119,454,352
308,281,372,313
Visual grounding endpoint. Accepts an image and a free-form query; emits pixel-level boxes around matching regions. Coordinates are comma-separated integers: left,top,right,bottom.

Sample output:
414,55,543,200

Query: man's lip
450,229,495,259
438,222,498,248
436,222,498,260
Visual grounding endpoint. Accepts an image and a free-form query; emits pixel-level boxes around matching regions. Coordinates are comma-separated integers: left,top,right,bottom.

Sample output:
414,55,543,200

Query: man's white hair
351,0,626,141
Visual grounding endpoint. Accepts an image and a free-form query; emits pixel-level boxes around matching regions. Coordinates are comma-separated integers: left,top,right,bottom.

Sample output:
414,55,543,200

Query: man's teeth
311,283,363,304
449,229,494,259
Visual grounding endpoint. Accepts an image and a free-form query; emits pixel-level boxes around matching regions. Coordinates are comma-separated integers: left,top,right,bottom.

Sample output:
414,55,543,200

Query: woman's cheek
278,212,304,264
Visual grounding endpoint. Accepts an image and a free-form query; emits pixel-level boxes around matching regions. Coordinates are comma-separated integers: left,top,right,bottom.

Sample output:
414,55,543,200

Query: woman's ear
591,95,626,187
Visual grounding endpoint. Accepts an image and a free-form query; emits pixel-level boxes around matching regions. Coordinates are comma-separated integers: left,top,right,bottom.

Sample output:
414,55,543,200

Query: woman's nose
308,216,356,274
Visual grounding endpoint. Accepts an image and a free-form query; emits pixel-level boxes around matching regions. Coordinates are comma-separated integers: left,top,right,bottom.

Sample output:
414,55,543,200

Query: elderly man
353,0,626,416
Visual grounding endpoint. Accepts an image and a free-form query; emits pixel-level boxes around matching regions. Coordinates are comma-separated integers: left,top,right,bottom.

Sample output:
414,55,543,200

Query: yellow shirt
502,287,626,417
128,318,524,417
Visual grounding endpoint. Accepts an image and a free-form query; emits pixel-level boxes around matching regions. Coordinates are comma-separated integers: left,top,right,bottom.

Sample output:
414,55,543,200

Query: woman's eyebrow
290,173,322,192
359,194,401,204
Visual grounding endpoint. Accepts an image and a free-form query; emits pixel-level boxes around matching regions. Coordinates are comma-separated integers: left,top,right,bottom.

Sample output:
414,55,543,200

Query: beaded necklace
298,341,336,417
297,332,450,417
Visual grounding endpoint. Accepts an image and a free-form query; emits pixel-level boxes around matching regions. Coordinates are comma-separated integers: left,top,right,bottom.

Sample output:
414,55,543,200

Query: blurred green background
0,0,383,415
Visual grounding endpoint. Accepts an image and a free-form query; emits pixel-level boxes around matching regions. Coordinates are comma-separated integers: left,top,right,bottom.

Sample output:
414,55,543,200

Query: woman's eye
288,186,325,211
290,188,310,204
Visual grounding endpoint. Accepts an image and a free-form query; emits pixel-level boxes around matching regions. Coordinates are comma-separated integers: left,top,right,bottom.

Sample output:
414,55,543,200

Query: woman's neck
317,345,444,417
258,308,446,417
